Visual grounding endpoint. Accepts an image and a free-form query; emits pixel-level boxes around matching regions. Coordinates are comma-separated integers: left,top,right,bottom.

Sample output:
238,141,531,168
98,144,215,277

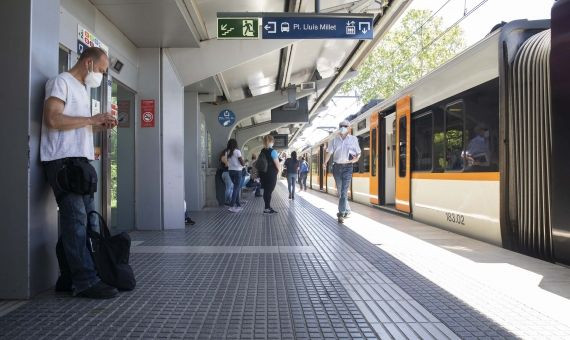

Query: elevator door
110,80,136,232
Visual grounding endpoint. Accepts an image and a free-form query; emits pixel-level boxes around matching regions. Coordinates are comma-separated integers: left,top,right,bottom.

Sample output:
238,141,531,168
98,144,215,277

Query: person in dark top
259,134,280,214
284,151,300,200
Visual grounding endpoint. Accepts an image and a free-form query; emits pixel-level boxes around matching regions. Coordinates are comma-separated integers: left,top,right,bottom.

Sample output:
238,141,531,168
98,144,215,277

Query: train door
369,112,379,204
395,96,411,213
319,144,325,190
384,113,396,206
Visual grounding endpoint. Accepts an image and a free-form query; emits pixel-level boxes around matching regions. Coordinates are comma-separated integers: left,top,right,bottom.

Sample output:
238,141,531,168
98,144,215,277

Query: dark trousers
229,170,242,207
261,172,277,209
44,159,100,294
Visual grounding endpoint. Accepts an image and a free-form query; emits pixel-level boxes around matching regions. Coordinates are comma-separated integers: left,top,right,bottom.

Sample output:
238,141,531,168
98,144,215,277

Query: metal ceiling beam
174,0,203,44
289,0,411,146
234,122,288,150
202,72,355,158
276,0,301,90
168,39,297,86
215,73,232,102
181,0,209,40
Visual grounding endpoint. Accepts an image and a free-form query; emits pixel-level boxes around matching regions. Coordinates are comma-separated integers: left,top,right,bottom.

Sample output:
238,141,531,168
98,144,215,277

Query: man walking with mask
42,47,118,299
323,120,361,223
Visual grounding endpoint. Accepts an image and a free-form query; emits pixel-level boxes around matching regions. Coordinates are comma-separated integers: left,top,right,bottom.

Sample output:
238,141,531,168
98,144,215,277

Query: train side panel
351,175,371,205
411,175,501,245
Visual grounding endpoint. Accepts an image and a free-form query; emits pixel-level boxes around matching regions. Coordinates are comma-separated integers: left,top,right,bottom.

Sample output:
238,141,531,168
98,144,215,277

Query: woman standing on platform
220,151,233,206
258,135,280,214
225,139,245,213
284,151,300,200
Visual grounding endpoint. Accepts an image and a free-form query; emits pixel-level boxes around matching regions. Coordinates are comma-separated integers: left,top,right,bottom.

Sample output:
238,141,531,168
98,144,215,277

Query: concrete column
135,49,162,230
184,92,204,211
161,51,185,229
0,0,59,299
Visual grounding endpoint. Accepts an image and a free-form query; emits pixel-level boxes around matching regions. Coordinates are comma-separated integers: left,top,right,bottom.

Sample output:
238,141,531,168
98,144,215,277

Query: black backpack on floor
55,211,136,292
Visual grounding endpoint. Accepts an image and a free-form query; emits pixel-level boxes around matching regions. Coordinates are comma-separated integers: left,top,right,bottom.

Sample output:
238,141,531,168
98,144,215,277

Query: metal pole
315,0,320,13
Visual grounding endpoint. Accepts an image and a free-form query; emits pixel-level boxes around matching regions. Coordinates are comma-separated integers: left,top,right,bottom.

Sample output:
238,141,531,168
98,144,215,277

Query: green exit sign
217,18,260,39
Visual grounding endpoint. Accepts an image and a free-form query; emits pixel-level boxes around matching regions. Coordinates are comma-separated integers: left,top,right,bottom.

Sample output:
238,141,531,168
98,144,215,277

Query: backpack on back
255,150,269,173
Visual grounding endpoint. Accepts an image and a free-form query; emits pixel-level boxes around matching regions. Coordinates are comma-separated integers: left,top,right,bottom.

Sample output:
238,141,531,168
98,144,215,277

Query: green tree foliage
343,9,465,103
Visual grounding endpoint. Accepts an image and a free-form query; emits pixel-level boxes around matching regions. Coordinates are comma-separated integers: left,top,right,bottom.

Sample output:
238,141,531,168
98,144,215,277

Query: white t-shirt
40,72,94,161
327,134,361,164
226,149,243,171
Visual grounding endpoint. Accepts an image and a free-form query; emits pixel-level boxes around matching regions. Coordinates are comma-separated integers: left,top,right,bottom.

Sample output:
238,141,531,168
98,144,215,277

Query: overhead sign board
217,18,260,39
271,97,309,123
217,13,373,40
262,15,373,40
272,134,289,149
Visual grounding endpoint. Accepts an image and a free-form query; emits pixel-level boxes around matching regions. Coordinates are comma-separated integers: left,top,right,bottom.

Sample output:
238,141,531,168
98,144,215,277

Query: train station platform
1,182,570,339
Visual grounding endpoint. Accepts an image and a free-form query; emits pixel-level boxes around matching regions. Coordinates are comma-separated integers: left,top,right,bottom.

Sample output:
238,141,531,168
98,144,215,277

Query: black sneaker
55,274,72,293
264,208,278,214
77,281,118,299
337,213,345,223
343,212,351,219
185,217,195,225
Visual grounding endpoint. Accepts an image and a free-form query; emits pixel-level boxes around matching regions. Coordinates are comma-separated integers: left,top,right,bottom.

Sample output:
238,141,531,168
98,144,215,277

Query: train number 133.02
445,212,465,225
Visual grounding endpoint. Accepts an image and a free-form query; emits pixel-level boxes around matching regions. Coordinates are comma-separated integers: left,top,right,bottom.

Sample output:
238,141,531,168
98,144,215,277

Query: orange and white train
299,19,570,263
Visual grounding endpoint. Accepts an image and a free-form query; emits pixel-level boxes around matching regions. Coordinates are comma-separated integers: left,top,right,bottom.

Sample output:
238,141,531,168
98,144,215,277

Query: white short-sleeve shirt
326,134,361,164
226,149,243,171
40,72,94,162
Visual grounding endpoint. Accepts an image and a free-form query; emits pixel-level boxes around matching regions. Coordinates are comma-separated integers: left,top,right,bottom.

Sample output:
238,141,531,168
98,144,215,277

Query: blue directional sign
218,109,236,127
262,15,373,40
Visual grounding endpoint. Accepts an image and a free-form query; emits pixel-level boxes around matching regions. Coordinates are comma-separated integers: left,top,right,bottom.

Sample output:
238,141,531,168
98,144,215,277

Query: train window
463,85,500,172
412,112,433,171
371,128,377,176
445,101,465,171
433,109,445,171
356,135,370,173
398,117,407,177
311,154,318,176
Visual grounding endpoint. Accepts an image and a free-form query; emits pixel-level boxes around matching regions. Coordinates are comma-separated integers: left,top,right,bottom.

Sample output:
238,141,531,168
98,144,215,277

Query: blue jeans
44,159,100,294
222,171,233,204
287,173,298,196
229,170,242,207
333,163,353,215
299,172,308,190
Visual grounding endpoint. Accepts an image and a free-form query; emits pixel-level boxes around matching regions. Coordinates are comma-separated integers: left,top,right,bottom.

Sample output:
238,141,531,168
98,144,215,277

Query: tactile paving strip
289,188,520,339
0,185,526,339
0,253,377,339
129,204,312,247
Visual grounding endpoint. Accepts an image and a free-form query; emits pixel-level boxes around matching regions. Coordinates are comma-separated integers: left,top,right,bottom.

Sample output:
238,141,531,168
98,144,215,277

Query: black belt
334,163,353,166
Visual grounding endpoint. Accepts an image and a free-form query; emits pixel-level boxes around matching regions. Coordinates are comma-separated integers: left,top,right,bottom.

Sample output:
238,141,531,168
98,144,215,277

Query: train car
302,19,568,264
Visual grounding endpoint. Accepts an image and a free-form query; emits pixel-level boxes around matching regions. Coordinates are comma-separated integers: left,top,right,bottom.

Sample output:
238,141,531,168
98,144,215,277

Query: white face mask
483,131,490,138
268,143,274,148
85,61,103,88
339,127,348,134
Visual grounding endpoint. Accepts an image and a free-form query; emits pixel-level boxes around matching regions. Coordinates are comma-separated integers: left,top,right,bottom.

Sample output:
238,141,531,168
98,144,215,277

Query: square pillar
0,0,60,299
